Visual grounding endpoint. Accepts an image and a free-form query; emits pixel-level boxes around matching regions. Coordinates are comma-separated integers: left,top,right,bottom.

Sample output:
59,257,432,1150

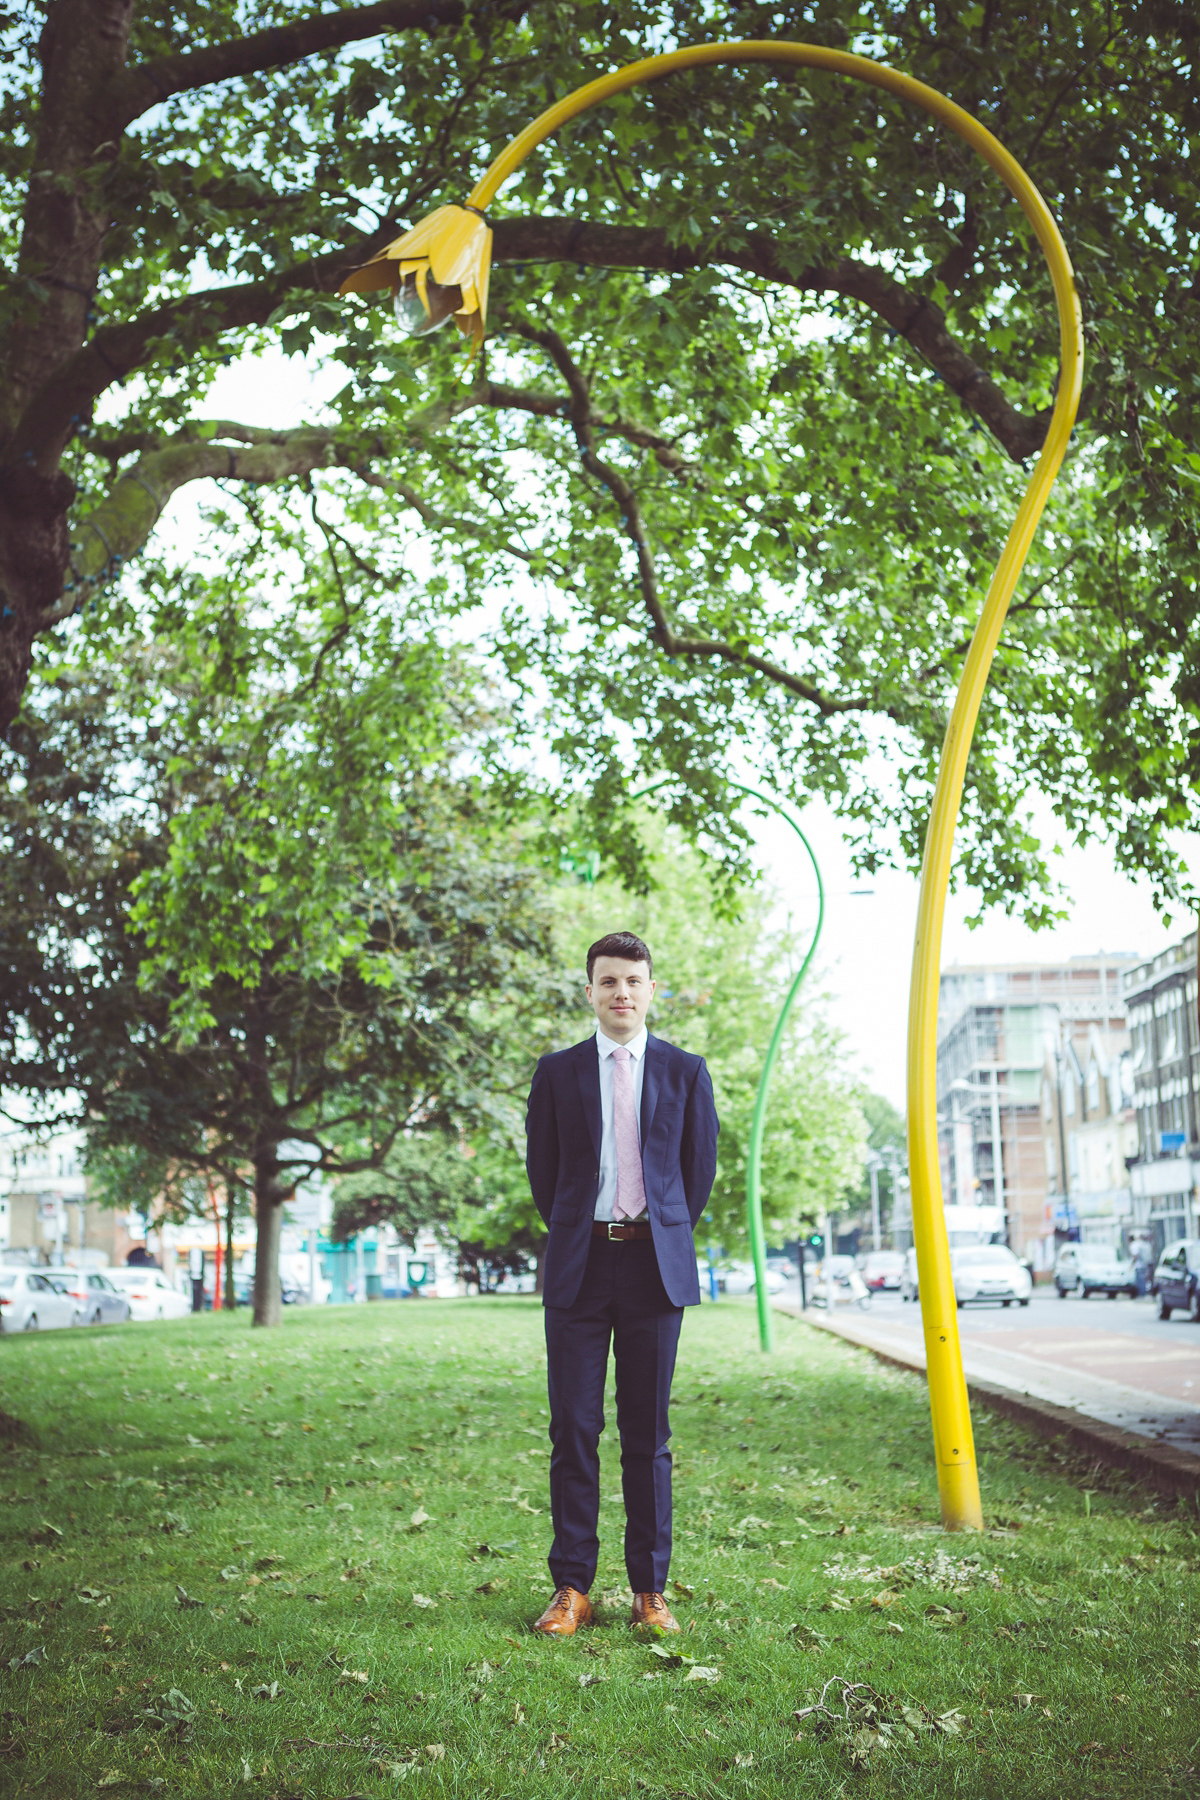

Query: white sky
164,347,1195,1112
745,797,1193,1110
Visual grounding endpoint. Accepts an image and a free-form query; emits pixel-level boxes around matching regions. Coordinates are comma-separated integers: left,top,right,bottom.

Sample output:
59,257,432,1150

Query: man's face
586,956,656,1042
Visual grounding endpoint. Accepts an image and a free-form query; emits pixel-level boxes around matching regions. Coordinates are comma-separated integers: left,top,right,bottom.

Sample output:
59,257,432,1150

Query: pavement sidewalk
776,1297,1200,1504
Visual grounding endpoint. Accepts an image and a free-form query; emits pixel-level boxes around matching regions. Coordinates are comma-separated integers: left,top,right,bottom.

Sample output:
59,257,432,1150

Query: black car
1153,1239,1200,1321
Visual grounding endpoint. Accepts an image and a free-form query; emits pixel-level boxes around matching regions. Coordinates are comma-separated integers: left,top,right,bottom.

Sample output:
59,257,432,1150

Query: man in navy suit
525,931,719,1636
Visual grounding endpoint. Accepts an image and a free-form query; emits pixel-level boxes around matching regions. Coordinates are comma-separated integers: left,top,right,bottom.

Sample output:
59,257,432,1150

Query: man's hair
586,932,653,982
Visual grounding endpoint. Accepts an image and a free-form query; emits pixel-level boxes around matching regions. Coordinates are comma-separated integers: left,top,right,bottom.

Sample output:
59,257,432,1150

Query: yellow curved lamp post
340,41,1083,1531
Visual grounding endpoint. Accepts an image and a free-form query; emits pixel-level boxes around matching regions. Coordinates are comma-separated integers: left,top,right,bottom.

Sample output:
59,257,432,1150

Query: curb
781,1303,1200,1507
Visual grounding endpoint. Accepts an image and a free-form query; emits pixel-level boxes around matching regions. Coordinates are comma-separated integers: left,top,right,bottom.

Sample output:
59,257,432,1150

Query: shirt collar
596,1026,648,1061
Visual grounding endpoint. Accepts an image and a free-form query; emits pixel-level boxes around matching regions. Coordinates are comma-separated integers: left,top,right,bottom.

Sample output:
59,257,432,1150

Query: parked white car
106,1267,192,1321
721,1261,786,1296
952,1244,1031,1308
0,1268,79,1332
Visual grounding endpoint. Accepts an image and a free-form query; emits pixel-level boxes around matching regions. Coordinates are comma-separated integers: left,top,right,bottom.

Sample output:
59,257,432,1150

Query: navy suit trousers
544,1233,683,1596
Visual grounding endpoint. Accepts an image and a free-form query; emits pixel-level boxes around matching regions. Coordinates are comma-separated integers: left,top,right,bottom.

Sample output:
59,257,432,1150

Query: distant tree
0,552,557,1325
836,1089,906,1246
329,1134,476,1246
553,817,866,1254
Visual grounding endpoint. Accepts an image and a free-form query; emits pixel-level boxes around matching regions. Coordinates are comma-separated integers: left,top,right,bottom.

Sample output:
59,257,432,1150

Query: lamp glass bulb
394,274,463,337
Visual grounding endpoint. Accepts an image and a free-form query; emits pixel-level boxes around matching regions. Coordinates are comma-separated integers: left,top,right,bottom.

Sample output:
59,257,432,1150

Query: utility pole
989,1068,1006,1220
868,1155,882,1252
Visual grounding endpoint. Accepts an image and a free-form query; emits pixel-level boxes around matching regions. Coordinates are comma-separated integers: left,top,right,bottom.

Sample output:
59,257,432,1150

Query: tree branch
505,319,873,717
491,218,1054,464
21,209,1053,470
100,0,472,132
48,424,357,621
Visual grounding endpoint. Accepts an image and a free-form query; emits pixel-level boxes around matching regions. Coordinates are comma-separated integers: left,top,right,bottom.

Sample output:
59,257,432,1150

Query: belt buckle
608,1221,631,1240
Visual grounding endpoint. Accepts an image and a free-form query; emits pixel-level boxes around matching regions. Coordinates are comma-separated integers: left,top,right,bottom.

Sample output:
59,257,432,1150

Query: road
776,1283,1200,1457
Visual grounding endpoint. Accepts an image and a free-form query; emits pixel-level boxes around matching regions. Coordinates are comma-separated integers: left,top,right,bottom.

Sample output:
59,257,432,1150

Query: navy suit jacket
526,1033,719,1310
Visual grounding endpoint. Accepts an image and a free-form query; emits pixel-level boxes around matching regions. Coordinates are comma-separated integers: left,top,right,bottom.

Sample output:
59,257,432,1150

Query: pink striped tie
611,1046,647,1220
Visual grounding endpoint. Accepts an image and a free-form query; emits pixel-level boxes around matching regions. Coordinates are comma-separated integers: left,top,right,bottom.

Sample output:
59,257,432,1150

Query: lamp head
339,204,492,351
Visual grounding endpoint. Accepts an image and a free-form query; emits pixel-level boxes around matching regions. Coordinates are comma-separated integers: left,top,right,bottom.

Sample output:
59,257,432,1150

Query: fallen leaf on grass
672,1581,694,1600
825,1594,854,1612
424,1745,445,1762
411,1593,437,1610
579,1672,608,1687
733,1753,754,1767
338,1671,370,1685
924,1605,967,1630
251,1681,280,1701
409,1508,432,1530
78,1587,110,1605
786,1624,829,1651
685,1666,721,1683
795,1679,967,1766
474,1578,509,1595
96,1771,123,1789
8,1647,45,1671
175,1585,204,1610
1012,1693,1040,1710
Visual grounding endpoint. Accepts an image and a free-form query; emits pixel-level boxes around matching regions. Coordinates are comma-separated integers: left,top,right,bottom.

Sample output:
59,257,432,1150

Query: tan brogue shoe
630,1592,680,1632
531,1585,594,1637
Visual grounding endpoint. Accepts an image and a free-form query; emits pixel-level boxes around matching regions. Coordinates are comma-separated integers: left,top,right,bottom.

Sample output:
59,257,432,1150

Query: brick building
937,954,1136,1269
1122,932,1200,1259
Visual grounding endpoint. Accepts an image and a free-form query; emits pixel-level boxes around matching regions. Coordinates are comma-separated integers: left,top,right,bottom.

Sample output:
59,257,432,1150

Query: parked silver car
0,1268,78,1332
1054,1242,1138,1300
48,1270,133,1326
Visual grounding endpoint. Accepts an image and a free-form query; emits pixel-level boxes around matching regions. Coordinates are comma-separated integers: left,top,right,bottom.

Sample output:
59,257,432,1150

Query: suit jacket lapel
640,1034,662,1147
575,1038,602,1161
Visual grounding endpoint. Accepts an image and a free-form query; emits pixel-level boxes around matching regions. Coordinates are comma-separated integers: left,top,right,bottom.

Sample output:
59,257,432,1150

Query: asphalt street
777,1282,1200,1457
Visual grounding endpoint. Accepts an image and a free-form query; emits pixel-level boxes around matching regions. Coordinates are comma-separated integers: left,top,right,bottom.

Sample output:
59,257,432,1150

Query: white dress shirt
593,1025,648,1220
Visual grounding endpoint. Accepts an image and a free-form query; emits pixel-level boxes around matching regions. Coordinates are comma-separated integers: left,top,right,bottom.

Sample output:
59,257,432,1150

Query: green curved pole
632,781,825,1352
734,787,825,1353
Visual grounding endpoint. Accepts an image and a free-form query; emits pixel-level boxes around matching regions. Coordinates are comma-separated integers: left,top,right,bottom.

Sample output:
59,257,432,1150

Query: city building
937,954,1137,1268
0,1119,138,1267
1122,931,1200,1258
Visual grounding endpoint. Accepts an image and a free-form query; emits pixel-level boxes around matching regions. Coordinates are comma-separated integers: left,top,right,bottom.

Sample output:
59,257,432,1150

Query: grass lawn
0,1297,1197,1799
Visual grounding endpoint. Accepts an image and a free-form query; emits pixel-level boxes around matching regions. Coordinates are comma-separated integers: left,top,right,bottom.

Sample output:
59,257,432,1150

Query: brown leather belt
592,1219,652,1241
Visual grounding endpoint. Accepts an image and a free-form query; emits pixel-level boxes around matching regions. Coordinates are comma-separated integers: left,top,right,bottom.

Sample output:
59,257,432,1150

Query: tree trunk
251,1154,292,1328
224,1184,237,1311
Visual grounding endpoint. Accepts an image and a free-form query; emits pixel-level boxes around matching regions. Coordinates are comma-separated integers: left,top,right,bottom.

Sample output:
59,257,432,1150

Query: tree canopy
0,541,558,1323
3,0,1197,918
